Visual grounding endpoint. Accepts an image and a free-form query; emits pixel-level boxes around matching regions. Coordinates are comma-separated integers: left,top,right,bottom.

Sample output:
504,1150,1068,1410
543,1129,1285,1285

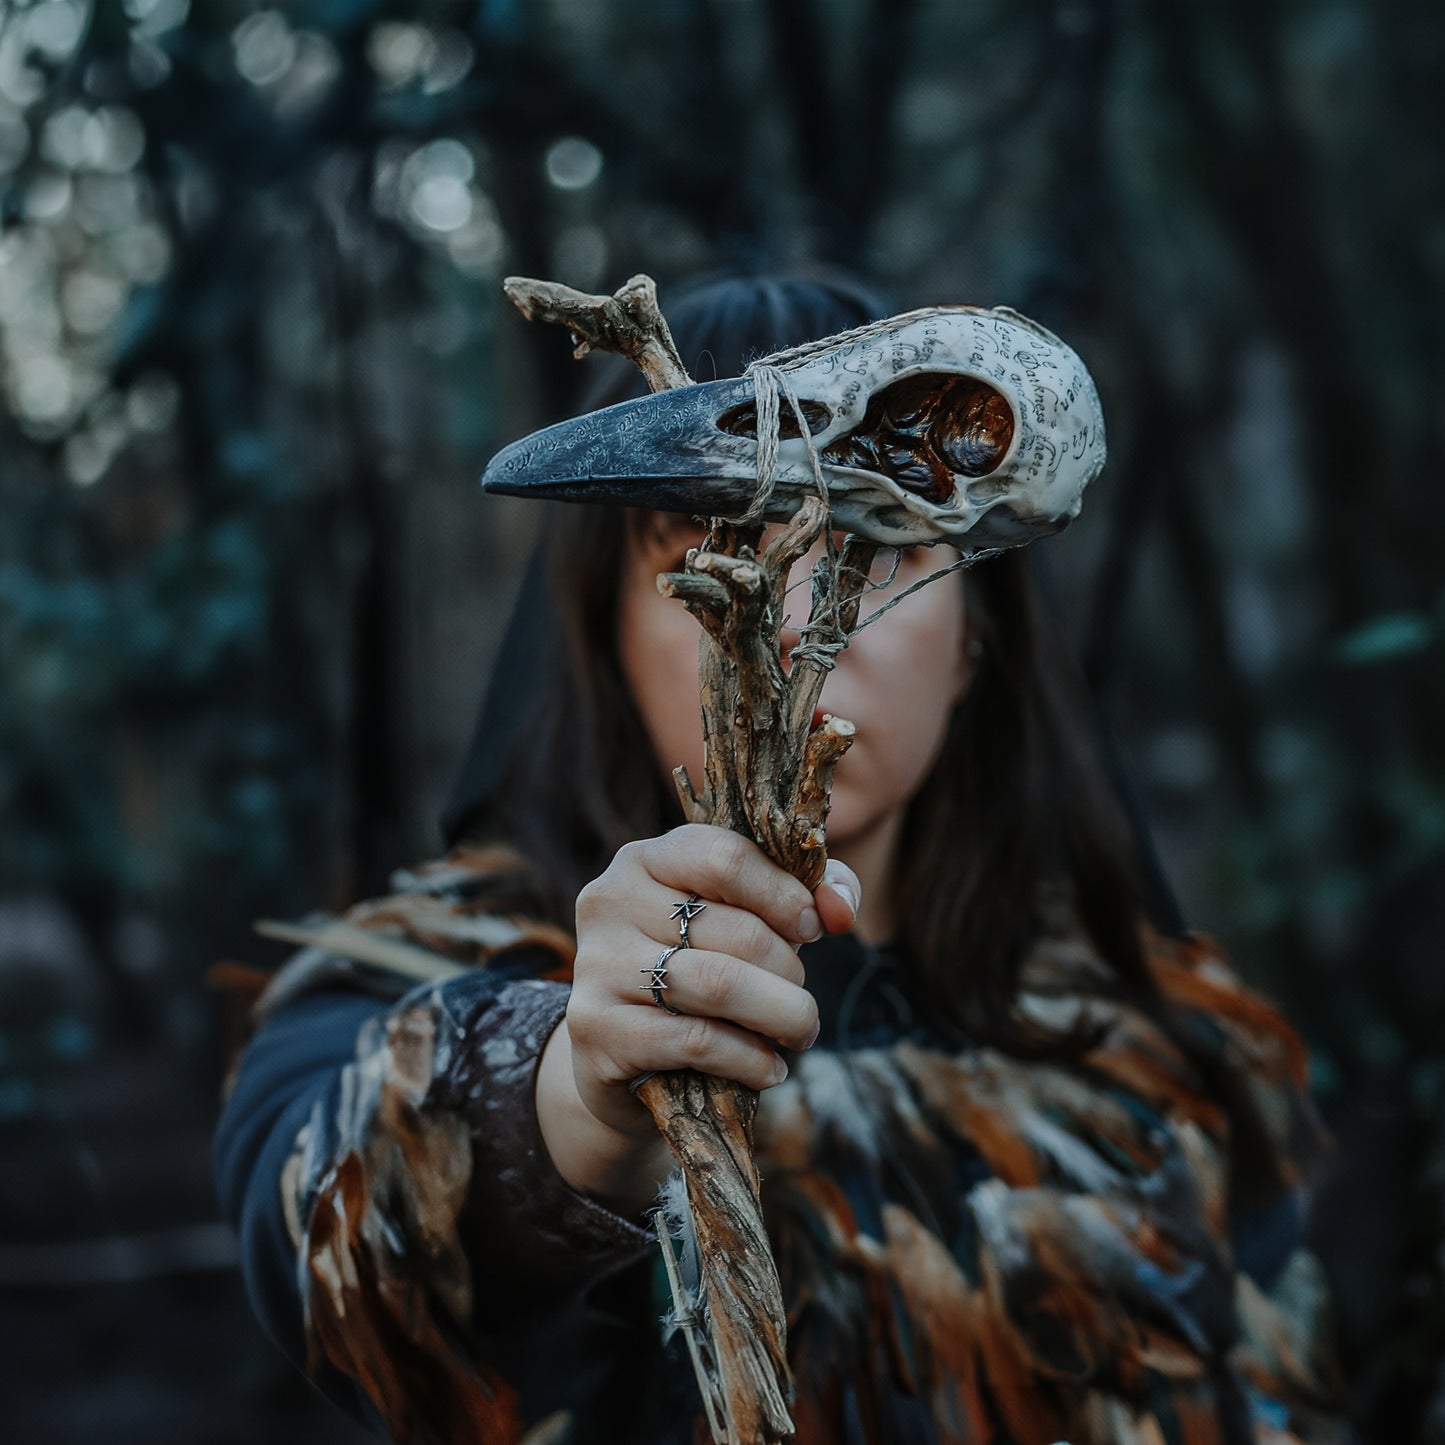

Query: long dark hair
462,272,1160,1055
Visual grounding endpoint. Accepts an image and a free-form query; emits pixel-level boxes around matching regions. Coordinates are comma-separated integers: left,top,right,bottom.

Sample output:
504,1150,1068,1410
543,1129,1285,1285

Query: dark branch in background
766,0,832,239
1346,9,1445,779
941,3,1055,282
1045,0,1130,696
763,0,921,270
1034,0,1184,938
685,0,756,256
324,199,403,899
844,0,921,267
1152,1,1374,624
1146,3,1409,948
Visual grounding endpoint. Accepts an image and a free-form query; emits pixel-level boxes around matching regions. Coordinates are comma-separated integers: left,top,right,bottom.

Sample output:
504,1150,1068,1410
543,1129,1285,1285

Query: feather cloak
232,846,1350,1445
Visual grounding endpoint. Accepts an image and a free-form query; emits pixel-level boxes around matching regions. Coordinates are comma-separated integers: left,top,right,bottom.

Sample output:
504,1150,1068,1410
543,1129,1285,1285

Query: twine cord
728,356,997,659
853,552,994,632
727,361,852,674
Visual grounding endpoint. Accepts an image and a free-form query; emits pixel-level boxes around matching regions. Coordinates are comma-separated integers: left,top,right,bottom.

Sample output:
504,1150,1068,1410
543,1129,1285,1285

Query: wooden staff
504,273,879,1443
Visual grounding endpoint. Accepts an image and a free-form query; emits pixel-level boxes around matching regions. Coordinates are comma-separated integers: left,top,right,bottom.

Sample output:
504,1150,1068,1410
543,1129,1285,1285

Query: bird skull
482,304,1106,552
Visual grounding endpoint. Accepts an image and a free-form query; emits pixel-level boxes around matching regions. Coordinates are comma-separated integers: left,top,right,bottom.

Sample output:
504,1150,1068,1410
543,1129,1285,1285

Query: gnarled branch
506,272,881,1445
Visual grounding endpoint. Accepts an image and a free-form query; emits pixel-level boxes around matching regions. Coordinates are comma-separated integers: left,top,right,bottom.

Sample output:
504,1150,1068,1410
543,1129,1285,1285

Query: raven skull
482,304,1105,551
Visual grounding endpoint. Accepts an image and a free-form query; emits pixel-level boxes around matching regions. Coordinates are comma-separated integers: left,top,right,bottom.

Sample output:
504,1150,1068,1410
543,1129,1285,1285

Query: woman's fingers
652,947,819,1051
637,826,821,945
651,1011,792,1091
567,826,866,1118
573,1000,791,1097
585,827,862,962
656,901,806,986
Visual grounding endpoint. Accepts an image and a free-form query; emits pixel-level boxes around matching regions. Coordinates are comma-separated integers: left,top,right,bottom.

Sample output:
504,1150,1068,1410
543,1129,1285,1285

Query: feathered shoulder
245,846,594,1445
247,844,575,1021
750,914,1344,1444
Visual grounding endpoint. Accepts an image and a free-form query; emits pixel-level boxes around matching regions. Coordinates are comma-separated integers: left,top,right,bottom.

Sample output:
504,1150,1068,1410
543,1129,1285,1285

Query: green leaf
1333,612,1436,666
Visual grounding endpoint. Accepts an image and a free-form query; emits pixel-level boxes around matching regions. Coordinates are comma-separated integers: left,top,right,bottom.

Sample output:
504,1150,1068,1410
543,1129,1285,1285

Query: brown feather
301,1002,525,1445
878,1203,993,1444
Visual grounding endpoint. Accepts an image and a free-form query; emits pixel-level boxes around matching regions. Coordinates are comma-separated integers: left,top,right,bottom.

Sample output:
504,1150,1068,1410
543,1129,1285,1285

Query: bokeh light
125,369,179,433
232,10,295,89
367,21,435,88
545,136,603,191
367,21,473,93
401,137,477,234
122,0,190,38
26,0,87,61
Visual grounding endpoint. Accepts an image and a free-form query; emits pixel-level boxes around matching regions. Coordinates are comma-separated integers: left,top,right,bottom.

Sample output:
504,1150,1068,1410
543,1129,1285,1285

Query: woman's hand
535,825,859,1214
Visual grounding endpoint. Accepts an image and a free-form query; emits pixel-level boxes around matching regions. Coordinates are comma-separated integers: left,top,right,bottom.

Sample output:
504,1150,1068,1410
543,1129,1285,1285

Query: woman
217,275,1347,1444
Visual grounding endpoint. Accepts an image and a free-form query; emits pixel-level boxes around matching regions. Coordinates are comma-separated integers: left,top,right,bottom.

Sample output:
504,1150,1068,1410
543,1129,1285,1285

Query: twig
502,274,689,394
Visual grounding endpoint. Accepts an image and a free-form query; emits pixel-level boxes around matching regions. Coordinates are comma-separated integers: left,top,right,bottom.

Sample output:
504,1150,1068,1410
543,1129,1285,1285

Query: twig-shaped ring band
670,893,707,946
640,943,684,1015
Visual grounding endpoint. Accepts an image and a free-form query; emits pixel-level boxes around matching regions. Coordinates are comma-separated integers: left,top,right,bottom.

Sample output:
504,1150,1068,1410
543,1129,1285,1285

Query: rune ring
670,893,707,948
640,943,684,1015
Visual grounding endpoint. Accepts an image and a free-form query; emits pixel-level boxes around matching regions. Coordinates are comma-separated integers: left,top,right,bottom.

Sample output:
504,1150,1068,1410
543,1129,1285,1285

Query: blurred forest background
0,0,1440,1440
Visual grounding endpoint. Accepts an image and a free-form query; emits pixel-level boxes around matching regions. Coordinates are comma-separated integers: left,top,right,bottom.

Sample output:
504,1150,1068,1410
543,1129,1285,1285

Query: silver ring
670,893,707,947
640,943,683,1015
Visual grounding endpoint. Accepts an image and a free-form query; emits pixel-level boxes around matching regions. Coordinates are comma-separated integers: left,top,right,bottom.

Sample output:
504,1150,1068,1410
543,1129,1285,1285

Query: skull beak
481,377,801,519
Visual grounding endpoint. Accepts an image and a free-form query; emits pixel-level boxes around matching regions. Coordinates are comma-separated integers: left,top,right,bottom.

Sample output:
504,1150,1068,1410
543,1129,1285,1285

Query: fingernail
824,861,860,918
803,1022,820,1050
771,1055,790,1084
797,907,822,943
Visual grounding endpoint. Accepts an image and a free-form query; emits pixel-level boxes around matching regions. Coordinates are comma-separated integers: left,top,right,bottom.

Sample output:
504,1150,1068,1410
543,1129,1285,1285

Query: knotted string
731,362,828,529
723,359,997,666
732,361,852,674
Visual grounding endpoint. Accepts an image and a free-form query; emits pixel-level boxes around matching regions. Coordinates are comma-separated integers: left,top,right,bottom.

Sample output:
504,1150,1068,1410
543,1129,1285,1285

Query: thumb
814,858,861,935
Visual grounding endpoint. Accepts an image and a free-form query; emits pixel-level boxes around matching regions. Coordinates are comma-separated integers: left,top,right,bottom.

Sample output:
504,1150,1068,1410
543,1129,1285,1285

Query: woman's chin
819,782,879,853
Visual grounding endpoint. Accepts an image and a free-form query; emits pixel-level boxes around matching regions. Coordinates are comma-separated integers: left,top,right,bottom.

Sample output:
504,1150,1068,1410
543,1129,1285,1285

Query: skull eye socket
716,399,831,439
822,372,1016,506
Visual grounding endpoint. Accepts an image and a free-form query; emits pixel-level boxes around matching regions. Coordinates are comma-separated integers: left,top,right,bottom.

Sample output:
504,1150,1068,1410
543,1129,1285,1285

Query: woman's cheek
823,589,970,805
618,579,707,783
